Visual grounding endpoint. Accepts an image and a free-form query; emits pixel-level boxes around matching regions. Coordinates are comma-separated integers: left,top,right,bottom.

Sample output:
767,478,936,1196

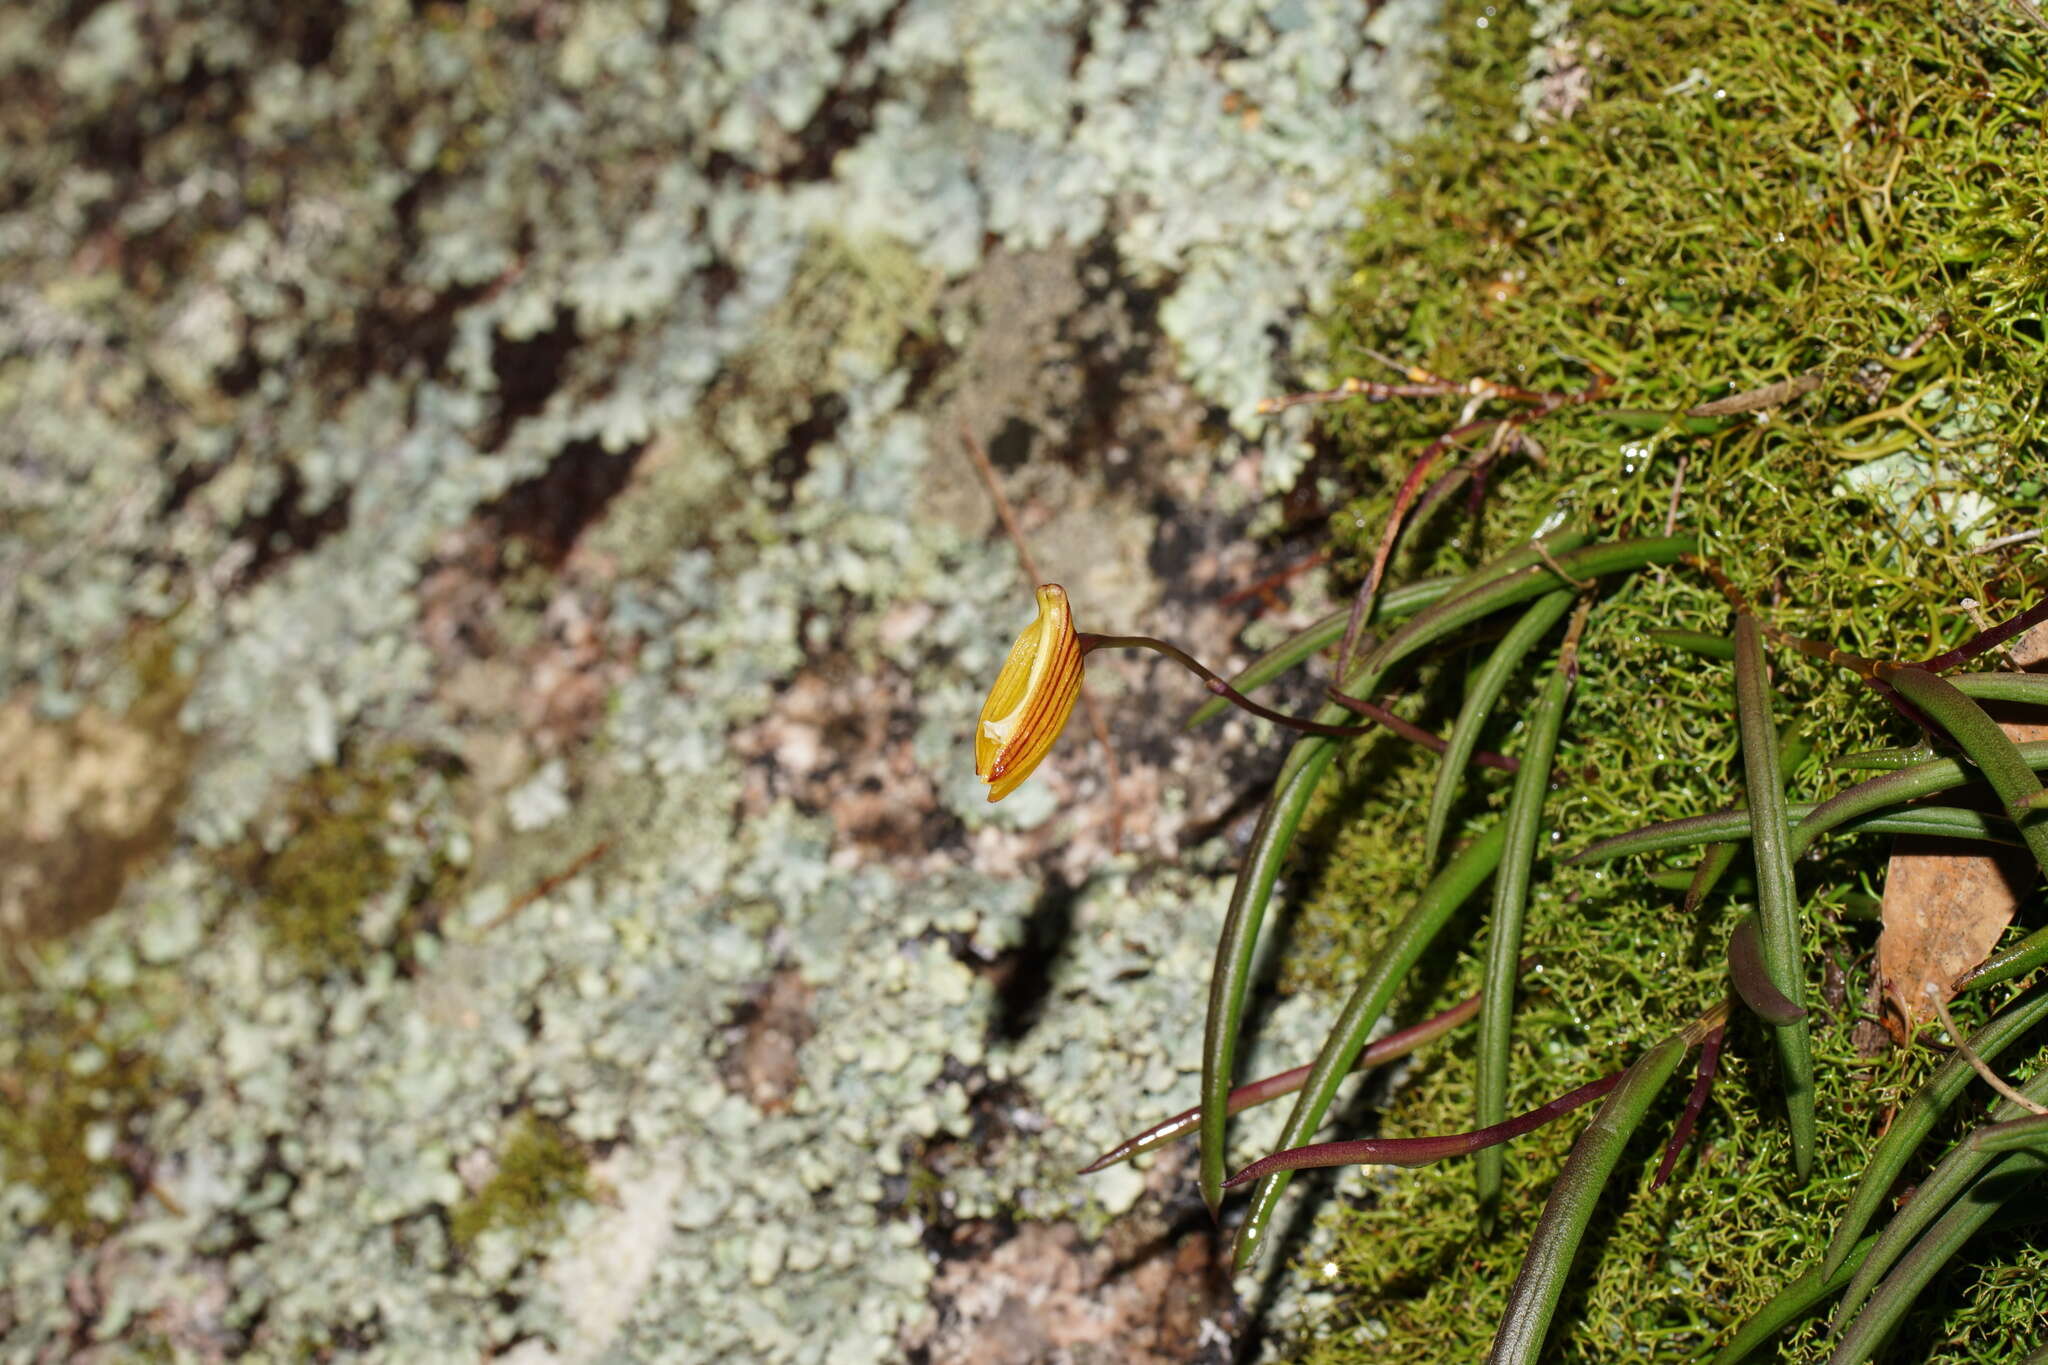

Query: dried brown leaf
1879,714,2048,1036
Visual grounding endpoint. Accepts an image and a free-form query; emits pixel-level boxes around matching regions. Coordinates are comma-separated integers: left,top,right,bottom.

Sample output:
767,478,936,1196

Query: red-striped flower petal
976,585,1084,802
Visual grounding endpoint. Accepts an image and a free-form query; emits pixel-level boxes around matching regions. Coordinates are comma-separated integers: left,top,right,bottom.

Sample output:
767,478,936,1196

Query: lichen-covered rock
0,0,1447,1358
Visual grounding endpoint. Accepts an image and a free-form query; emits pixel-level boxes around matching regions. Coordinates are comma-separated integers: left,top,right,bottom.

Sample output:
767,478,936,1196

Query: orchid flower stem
1082,633,1373,739
1185,574,1462,729
1324,687,1520,770
1082,632,1519,766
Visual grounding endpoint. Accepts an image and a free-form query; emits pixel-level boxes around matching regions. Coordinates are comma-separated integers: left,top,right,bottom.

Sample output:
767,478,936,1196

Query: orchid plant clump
975,525,2048,1362
957,2,2048,1358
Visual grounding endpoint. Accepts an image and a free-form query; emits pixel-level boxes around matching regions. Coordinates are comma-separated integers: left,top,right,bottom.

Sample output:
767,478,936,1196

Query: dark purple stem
1915,596,2048,673
1221,1071,1623,1187
1652,1022,1725,1188
1076,965,1535,1176
1324,688,1522,772
1079,633,1390,740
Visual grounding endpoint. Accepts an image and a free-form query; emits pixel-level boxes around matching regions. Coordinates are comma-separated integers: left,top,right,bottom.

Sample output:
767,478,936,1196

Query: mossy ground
448,1115,592,1252
0,1013,159,1240
228,745,460,976
1263,1,2048,1360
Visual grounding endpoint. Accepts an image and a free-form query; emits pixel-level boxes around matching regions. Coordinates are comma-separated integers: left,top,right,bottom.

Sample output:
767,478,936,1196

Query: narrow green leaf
1341,536,1697,701
1230,821,1508,1269
1828,809,2009,842
1734,615,1814,1178
1886,666,2048,877
1957,923,2048,995
1477,653,1576,1222
1683,726,1811,916
1828,1149,2048,1365
1185,574,1459,729
1198,739,1337,1215
1486,1022,1696,1365
1828,743,1939,771
1707,1234,1878,1365
1651,866,1755,894
1680,840,1743,912
1794,741,2048,856
1572,739,2048,866
1832,1062,2048,1331
1424,590,1575,868
1947,671,2048,706
1820,983,2048,1278
1648,628,1736,661
1966,1113,2048,1155
1721,1201,2048,1365
1579,804,2011,862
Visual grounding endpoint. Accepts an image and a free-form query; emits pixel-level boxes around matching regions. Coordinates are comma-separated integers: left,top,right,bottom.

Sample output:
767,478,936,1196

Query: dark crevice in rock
479,310,577,452
765,391,848,511
479,436,652,566
230,463,355,586
774,0,910,183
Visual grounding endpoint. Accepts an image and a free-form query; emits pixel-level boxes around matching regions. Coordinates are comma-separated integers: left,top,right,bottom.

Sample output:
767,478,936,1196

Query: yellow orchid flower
973,583,1460,803
976,584,1084,802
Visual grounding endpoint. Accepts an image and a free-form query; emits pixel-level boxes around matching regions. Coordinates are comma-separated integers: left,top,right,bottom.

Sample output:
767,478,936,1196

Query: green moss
1264,2,2048,1360
0,1018,157,1240
1323,0,2040,617
448,1115,592,1251
236,749,432,974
